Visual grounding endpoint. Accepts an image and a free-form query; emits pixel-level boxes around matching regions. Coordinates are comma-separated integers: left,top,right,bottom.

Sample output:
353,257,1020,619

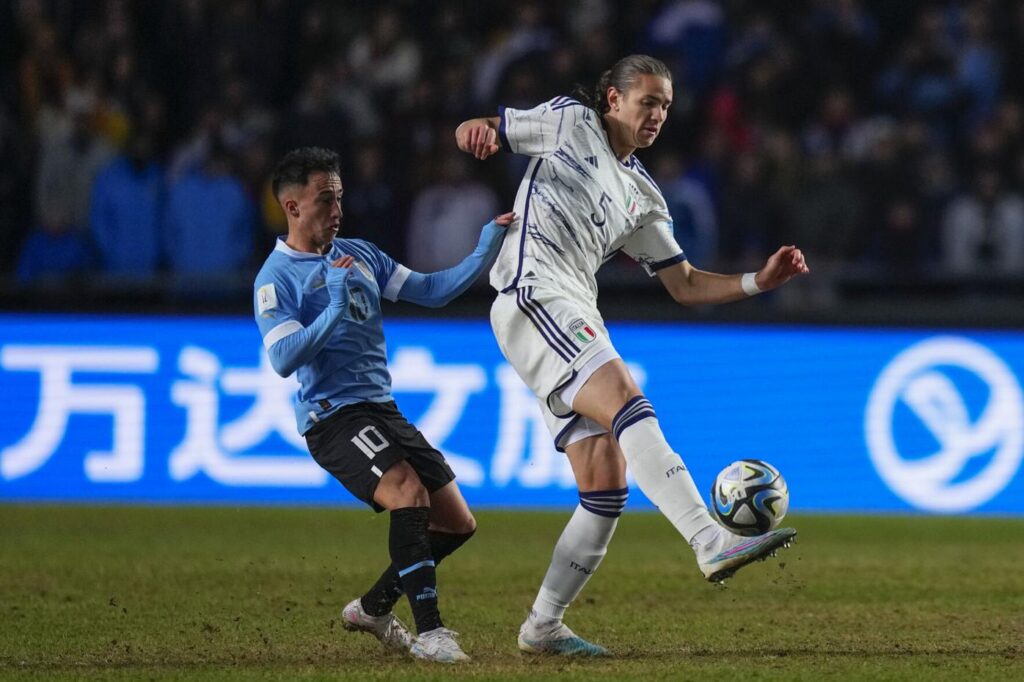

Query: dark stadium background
2,0,1024,325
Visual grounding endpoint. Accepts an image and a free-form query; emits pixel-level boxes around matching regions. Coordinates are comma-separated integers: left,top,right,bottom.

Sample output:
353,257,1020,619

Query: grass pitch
1,505,1022,681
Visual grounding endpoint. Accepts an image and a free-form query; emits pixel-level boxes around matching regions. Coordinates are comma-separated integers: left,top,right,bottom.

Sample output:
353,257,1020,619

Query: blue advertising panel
1,313,1022,514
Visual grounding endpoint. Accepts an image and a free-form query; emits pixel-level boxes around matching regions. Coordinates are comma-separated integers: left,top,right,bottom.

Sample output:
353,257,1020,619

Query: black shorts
304,400,455,512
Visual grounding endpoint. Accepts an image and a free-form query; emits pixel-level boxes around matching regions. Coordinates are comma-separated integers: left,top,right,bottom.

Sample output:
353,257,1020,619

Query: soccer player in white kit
456,55,810,656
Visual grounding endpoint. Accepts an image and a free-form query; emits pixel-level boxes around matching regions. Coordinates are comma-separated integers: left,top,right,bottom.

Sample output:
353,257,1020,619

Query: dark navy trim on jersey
612,396,657,440
554,413,582,453
498,106,512,152
502,158,543,293
526,286,580,353
602,247,623,264
516,287,575,362
633,156,662,194
651,253,687,271
551,96,584,111
546,368,579,418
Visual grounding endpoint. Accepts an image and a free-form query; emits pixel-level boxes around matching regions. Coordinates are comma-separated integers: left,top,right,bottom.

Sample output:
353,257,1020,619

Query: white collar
274,237,332,260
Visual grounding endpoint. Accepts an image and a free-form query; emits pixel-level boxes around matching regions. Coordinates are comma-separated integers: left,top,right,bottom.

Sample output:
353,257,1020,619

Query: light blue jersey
254,237,410,434
253,222,507,435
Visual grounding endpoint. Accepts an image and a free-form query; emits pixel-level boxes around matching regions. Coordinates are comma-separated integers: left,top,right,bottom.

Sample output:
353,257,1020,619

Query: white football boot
695,526,797,583
410,627,470,663
341,598,415,653
517,612,610,657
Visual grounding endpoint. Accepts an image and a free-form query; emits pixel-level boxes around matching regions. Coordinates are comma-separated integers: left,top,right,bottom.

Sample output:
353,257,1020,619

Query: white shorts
490,286,620,451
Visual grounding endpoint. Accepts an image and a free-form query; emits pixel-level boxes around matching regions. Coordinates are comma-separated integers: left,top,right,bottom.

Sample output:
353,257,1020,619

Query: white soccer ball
710,459,789,536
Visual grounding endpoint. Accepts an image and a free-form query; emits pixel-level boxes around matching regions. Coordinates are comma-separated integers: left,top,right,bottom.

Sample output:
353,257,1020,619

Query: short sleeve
621,213,687,276
499,96,591,158
254,266,302,349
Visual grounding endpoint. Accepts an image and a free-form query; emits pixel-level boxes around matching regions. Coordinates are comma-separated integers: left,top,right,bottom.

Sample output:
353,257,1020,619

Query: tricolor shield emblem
569,318,597,343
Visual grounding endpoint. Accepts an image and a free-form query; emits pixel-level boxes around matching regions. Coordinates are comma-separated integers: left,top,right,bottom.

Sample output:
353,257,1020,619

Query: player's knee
455,512,477,535
610,394,659,442
397,477,429,508
431,510,476,535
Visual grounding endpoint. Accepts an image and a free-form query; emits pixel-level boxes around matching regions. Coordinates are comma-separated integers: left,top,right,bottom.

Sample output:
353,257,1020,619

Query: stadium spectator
341,142,402,258
15,220,95,286
652,152,719,269
472,2,554,106
641,0,727,100
16,22,73,127
717,150,776,269
278,67,351,159
405,150,500,273
34,90,113,236
346,8,422,104
875,5,965,146
0,103,33,274
5,0,1024,308
955,0,1001,132
801,0,880,102
88,125,164,277
942,165,1024,276
163,142,255,279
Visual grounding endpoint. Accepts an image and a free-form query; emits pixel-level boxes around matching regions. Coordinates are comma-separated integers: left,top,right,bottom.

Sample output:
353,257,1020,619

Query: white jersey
490,96,685,301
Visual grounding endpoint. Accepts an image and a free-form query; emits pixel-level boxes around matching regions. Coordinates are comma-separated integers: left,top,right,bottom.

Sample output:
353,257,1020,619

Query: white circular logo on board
865,336,1024,512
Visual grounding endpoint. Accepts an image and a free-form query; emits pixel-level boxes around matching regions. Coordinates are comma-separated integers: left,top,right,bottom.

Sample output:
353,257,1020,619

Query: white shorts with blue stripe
490,286,621,452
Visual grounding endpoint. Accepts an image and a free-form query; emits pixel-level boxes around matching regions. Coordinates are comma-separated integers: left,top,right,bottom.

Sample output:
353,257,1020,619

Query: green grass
0,506,1022,681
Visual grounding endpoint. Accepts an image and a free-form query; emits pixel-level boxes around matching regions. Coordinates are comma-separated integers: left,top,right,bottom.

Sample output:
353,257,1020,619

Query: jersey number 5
351,425,390,459
590,192,611,227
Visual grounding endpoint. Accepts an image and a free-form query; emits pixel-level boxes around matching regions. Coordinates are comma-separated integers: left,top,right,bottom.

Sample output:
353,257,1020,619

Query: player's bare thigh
373,460,430,509
373,463,476,534
571,358,643,429
565,433,628,492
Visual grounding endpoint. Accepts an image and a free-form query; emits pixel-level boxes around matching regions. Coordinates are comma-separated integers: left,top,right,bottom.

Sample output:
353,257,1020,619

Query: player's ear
283,198,299,217
607,87,621,113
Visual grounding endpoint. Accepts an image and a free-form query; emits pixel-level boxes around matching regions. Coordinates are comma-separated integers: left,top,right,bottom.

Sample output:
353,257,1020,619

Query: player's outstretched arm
455,117,501,160
263,258,354,377
397,212,515,308
657,245,810,306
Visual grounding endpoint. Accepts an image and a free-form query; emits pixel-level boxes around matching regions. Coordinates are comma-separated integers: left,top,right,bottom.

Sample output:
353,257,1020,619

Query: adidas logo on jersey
584,156,599,168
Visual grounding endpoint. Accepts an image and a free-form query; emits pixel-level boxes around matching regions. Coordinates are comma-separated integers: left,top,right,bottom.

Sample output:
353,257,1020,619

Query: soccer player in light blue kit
457,55,810,656
253,147,512,663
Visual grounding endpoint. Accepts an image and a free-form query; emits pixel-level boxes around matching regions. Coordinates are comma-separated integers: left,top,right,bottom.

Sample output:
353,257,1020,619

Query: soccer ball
710,459,789,536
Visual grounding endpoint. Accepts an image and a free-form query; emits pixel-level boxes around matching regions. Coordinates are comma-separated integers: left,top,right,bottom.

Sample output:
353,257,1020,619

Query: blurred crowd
3,0,1024,307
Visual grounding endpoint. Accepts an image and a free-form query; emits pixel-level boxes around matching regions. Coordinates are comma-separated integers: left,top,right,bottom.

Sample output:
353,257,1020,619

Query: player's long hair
572,54,672,115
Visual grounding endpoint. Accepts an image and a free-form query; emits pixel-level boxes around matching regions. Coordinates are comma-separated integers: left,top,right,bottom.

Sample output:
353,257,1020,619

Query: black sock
385,507,442,634
361,528,475,617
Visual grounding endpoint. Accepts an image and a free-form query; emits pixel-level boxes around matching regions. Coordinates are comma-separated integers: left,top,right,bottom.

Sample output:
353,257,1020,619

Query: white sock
613,397,716,543
529,495,624,626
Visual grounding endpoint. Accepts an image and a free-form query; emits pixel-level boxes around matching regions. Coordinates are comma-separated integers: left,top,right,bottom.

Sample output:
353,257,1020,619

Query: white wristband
741,272,762,296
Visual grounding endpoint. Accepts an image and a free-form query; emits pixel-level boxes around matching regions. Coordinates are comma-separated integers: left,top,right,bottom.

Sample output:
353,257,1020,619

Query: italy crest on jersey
569,318,597,343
